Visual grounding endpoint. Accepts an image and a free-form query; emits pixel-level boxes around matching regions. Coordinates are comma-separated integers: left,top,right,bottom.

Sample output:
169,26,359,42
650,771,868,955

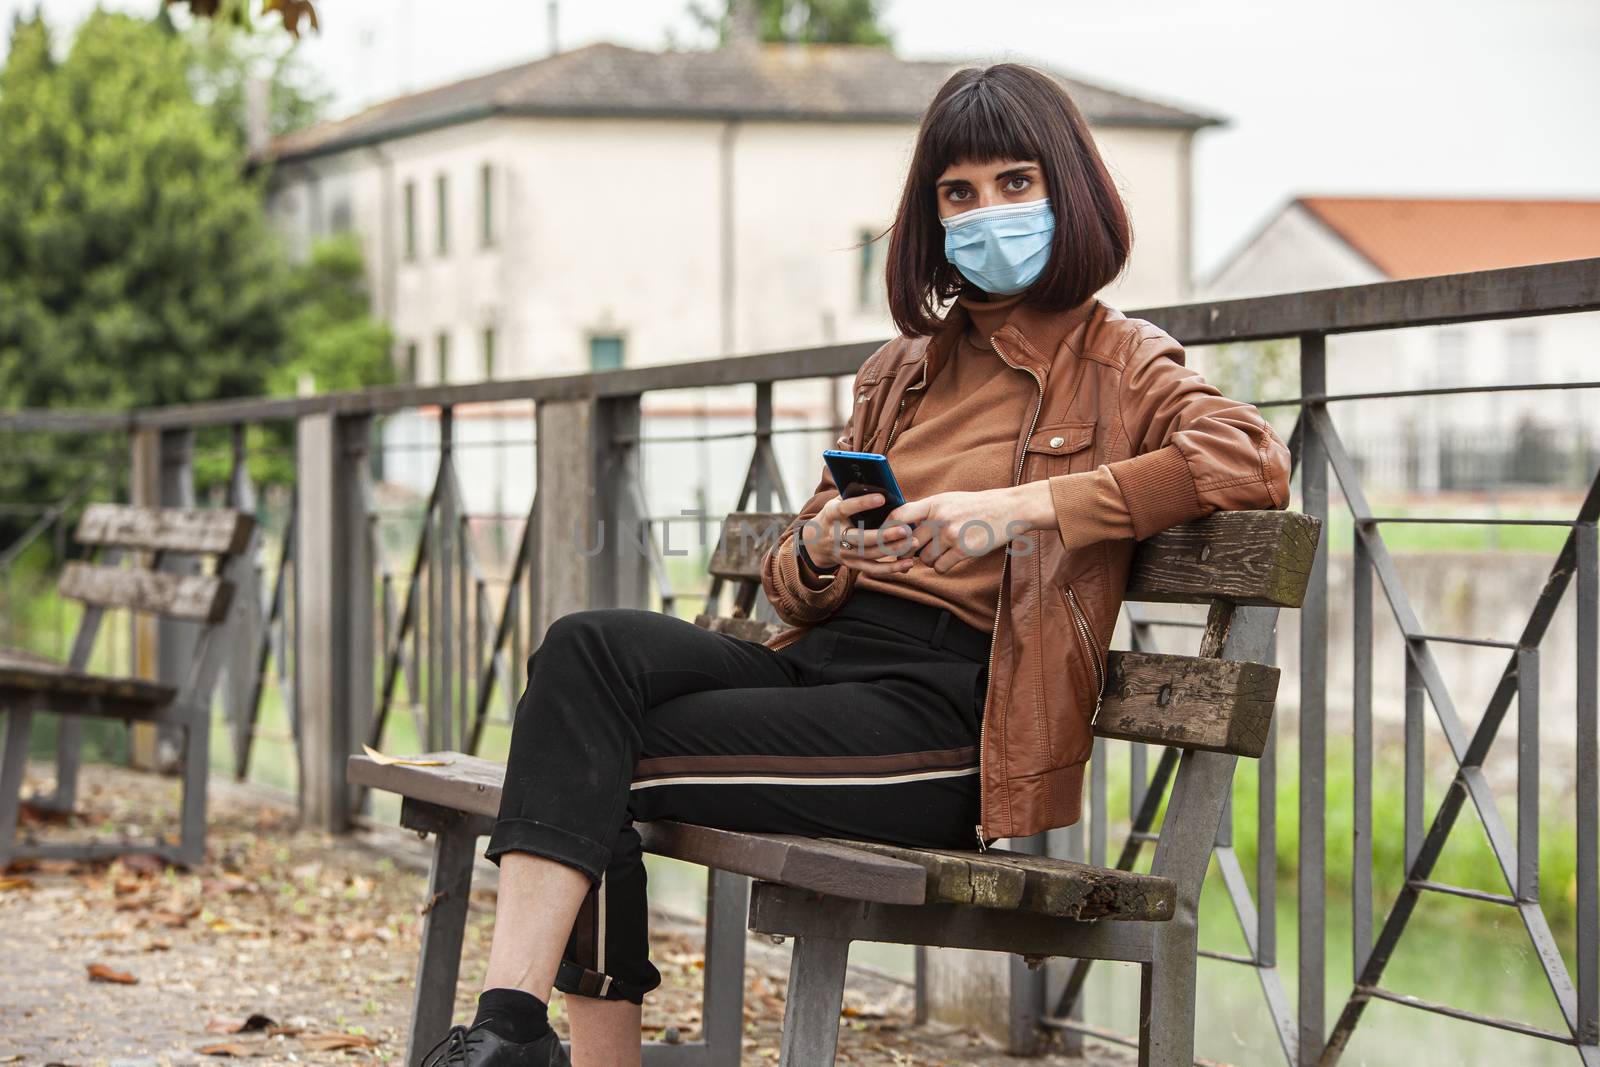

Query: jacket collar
921,295,1107,383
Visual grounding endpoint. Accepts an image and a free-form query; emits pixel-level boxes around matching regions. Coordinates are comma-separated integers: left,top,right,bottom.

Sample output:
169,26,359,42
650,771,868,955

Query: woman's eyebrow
993,165,1040,180
935,177,972,189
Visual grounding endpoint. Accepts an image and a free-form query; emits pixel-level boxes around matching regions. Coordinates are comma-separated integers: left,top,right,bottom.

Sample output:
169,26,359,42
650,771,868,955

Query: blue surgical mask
940,197,1056,296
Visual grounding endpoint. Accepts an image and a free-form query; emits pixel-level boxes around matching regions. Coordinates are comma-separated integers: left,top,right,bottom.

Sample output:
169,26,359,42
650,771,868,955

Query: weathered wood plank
832,840,1027,910
1093,650,1278,758
708,512,792,581
831,840,1174,921
0,649,176,713
1128,510,1321,608
58,561,232,623
75,503,255,555
346,754,929,906
694,614,785,644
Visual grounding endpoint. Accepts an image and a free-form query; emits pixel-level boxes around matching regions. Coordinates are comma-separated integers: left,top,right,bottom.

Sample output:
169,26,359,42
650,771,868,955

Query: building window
1507,327,1541,381
402,181,417,261
857,228,887,309
589,335,625,371
483,327,497,380
328,197,352,234
435,174,449,255
436,332,450,383
403,341,419,383
480,163,495,247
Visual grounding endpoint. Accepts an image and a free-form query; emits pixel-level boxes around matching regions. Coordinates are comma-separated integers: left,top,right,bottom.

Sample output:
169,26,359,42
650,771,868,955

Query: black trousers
485,590,989,1004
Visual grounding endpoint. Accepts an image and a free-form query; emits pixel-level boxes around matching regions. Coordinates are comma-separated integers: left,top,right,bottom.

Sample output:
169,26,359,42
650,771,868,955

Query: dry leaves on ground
86,962,138,984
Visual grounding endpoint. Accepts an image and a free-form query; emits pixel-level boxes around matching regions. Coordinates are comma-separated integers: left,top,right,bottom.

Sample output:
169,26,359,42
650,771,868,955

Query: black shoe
420,1023,571,1066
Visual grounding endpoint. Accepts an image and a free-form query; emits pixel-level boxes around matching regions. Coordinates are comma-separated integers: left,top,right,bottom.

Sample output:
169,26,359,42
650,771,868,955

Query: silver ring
839,537,851,553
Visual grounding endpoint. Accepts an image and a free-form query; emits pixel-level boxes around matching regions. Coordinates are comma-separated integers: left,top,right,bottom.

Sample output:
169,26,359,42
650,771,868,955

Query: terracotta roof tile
268,41,1221,162
1298,196,1600,279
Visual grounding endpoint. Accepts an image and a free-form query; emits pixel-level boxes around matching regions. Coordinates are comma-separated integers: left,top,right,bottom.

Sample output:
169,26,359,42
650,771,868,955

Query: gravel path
0,762,1128,1066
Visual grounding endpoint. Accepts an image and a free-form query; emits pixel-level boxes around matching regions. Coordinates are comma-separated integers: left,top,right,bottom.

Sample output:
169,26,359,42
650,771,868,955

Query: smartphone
822,449,907,530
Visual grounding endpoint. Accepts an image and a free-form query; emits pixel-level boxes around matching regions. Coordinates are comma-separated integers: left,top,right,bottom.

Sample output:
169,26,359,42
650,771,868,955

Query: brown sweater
803,293,1134,633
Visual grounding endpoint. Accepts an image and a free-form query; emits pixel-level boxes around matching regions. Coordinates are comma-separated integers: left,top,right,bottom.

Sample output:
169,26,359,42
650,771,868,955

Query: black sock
472,988,552,1043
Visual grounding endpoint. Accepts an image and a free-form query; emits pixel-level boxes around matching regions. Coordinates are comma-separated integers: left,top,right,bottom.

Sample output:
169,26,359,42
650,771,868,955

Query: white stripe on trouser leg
629,765,979,791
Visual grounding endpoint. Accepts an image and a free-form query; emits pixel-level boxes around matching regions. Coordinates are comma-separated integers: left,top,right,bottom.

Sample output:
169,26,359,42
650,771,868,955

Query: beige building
263,38,1220,384
1201,196,1600,493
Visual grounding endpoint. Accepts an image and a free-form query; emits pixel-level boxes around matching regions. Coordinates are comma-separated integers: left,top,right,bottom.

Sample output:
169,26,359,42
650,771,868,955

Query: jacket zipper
976,335,1045,849
1066,586,1105,709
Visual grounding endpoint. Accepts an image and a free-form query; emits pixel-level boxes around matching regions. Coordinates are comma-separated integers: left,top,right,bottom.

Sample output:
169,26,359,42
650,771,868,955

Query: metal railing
2,257,1598,1064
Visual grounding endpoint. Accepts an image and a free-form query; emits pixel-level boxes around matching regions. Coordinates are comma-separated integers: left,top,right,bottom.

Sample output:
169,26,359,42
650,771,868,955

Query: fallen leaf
0,875,33,891
361,744,449,767
197,1041,261,1057
116,852,169,876
300,1032,380,1051
206,1013,277,1034
87,962,138,984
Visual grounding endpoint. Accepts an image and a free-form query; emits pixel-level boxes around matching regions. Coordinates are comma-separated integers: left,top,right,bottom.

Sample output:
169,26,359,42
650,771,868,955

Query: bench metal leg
1138,926,1199,1067
778,934,850,1067
699,869,749,1067
407,815,478,1067
37,716,83,814
174,712,210,867
0,710,30,867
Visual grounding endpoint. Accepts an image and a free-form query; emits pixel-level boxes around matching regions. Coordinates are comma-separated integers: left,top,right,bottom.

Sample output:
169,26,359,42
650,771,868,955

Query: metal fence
2,257,1598,1065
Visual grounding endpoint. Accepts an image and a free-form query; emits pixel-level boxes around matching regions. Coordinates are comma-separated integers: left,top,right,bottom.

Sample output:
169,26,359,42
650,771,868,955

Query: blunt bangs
884,64,1133,337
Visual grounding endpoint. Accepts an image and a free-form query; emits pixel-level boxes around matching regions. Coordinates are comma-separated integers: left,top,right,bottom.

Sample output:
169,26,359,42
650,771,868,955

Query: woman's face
935,158,1047,219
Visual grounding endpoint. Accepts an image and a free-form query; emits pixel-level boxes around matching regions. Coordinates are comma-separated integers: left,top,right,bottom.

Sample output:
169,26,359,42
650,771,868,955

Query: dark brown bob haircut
884,63,1132,337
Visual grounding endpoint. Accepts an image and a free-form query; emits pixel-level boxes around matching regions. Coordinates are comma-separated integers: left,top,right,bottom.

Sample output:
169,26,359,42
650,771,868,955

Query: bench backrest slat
1127,510,1319,608
59,561,233,623
75,503,255,556
703,508,1318,760
707,512,790,582
1093,650,1277,757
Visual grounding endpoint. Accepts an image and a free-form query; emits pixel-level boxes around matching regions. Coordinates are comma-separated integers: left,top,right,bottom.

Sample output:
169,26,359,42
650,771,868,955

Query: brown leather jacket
760,296,1291,842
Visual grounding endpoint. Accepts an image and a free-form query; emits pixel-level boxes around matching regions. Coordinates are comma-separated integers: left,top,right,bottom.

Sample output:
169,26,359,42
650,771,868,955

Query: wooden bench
0,503,256,867
350,507,1319,1066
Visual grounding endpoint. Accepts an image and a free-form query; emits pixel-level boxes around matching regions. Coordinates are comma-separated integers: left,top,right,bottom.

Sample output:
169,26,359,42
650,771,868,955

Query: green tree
187,19,331,145
0,10,287,509
688,0,893,46
273,235,394,396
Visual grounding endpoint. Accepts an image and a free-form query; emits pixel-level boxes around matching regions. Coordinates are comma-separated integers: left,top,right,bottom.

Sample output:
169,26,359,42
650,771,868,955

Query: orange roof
1296,196,1600,279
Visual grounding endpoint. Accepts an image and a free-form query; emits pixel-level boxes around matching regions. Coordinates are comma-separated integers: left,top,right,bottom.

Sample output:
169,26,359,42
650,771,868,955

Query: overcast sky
5,0,1598,275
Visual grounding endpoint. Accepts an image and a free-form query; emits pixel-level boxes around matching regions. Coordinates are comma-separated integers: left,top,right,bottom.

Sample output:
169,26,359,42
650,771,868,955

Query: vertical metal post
225,424,262,783
1006,832,1047,1056
535,397,600,634
1516,647,1539,903
1297,331,1328,1063
755,381,775,513
437,406,456,752
294,410,373,832
1577,521,1598,1043
1352,532,1373,975
597,393,648,611
1404,652,1424,869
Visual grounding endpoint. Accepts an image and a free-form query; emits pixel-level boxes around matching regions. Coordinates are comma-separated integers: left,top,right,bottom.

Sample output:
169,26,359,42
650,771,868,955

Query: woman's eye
947,187,971,202
1005,176,1032,192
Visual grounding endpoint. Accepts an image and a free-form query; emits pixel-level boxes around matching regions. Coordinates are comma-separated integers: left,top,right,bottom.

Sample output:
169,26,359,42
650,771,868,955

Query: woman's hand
796,493,919,579
883,482,1055,573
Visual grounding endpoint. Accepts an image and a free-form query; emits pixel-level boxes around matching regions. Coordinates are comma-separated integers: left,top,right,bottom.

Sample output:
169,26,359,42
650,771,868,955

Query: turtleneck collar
955,289,1027,347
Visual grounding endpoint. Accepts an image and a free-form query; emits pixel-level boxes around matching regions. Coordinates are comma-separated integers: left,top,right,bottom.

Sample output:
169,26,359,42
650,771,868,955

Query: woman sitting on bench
426,62,1290,1067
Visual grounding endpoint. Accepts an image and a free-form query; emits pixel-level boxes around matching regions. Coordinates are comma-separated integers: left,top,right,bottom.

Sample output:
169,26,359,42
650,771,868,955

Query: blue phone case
823,449,906,529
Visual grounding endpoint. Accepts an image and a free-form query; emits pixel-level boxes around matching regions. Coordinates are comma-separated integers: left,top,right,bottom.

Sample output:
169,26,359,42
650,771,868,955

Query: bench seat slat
832,840,1174,922
349,754,925,905
348,753,1176,920
0,648,177,714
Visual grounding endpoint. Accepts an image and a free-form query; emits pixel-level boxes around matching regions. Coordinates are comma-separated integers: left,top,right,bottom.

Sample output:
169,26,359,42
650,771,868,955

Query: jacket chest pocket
1024,421,1096,478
